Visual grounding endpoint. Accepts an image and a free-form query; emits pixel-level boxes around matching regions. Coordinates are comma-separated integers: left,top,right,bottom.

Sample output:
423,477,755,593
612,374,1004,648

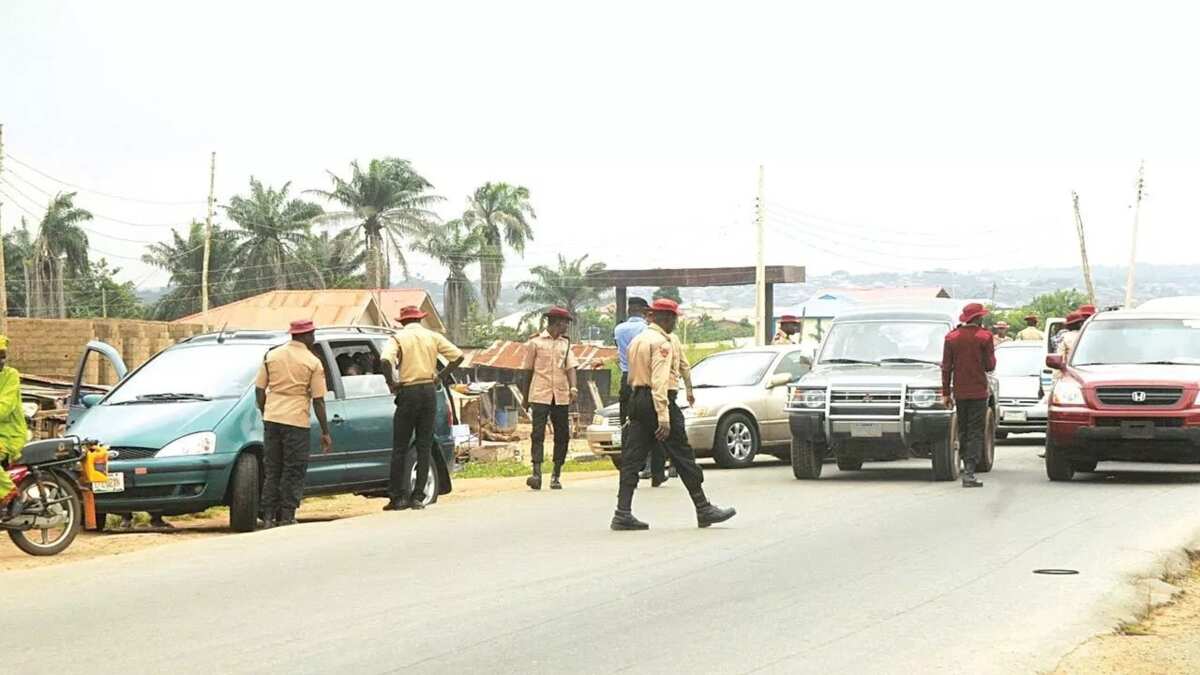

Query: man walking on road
614,297,666,481
381,306,463,511
941,303,996,489
612,299,736,530
1016,315,1043,342
255,320,333,528
521,307,579,491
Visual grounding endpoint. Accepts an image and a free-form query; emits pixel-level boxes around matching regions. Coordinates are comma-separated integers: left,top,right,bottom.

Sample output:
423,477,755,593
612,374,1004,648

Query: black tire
836,457,864,471
228,453,260,533
1044,435,1075,481
712,412,759,468
1072,460,1098,473
406,447,440,506
8,474,82,556
976,408,996,473
609,455,623,471
931,414,961,481
791,437,823,479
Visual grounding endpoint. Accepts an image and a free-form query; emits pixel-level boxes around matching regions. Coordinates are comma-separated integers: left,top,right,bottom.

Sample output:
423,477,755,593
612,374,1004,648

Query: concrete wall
6,318,206,385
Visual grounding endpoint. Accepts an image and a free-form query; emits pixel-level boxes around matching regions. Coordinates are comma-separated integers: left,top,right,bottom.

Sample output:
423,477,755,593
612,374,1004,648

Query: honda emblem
1131,391,1148,403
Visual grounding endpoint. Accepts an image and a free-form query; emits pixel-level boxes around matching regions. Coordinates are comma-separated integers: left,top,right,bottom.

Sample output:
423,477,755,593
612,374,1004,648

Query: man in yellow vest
0,336,27,512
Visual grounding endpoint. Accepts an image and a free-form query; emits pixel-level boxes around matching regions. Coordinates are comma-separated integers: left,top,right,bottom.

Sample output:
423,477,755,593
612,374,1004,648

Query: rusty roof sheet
462,341,616,371
372,289,445,332
176,290,385,330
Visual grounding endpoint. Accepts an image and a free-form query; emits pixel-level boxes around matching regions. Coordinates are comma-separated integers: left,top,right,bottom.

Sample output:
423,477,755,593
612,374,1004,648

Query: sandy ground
0,469,618,573
1055,557,1200,674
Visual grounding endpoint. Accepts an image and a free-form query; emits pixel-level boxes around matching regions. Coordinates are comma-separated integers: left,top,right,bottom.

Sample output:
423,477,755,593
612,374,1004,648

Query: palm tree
143,221,236,320
29,192,91,318
516,254,607,341
224,178,324,294
3,219,34,317
298,229,366,289
412,219,482,343
309,158,441,289
464,183,535,316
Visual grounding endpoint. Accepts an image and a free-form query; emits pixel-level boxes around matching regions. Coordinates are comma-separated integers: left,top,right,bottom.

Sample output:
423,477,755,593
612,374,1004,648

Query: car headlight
791,388,826,409
1051,380,1085,406
909,389,941,409
156,431,217,458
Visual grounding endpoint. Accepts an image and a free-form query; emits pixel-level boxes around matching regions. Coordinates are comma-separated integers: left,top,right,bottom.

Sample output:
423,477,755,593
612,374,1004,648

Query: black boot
651,472,669,487
550,464,563,490
639,459,652,480
696,503,737,528
409,497,426,510
962,462,983,488
277,510,297,526
383,498,410,511
610,510,650,531
258,514,275,530
527,463,543,490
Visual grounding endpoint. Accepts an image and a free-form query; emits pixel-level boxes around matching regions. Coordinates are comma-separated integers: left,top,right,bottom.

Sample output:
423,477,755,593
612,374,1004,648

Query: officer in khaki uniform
380,306,463,511
612,299,736,531
645,327,694,485
520,307,579,491
773,315,802,345
1016,314,1044,342
255,319,332,528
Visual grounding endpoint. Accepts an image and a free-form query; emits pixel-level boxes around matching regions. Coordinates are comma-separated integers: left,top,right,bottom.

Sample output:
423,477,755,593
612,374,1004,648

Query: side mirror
1045,354,1064,371
768,373,792,388
81,393,104,409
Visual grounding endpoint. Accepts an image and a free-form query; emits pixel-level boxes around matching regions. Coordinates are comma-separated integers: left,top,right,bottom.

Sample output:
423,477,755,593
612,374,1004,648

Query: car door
319,338,396,487
297,340,354,490
759,350,813,443
67,341,128,426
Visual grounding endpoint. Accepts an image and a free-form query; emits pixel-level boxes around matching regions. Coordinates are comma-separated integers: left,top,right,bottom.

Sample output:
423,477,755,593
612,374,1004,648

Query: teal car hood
69,397,242,450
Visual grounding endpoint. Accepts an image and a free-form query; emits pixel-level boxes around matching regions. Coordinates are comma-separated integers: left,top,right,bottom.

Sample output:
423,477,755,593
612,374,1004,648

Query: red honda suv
1045,310,1200,480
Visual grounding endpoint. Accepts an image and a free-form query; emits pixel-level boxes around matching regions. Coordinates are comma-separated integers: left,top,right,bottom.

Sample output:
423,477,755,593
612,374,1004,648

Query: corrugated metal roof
462,340,617,371
373,289,446,332
176,290,385,330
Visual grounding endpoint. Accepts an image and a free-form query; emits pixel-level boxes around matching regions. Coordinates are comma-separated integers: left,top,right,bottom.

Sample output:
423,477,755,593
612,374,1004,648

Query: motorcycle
0,436,110,556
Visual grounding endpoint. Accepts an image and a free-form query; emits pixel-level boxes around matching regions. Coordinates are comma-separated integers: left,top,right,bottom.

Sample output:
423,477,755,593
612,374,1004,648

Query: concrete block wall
5,318,206,384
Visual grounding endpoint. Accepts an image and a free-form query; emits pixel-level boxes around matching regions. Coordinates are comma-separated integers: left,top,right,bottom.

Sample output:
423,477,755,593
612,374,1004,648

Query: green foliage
3,221,33,316
454,458,614,479
679,314,754,343
986,289,1090,330
297,229,365,289
142,222,237,321
576,307,615,344
464,182,535,316
516,254,608,340
462,305,526,346
653,286,682,303
66,259,144,319
224,178,325,293
412,219,483,343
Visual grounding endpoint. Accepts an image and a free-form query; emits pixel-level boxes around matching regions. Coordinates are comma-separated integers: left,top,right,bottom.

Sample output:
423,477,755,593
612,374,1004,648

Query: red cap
396,305,427,323
959,302,989,324
648,298,682,316
779,315,801,324
289,319,316,335
544,307,574,322
1077,304,1097,317
1066,311,1085,327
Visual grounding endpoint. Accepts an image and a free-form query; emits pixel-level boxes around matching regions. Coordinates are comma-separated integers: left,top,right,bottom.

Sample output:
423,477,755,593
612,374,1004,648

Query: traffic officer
655,315,695,486
521,307,579,491
1016,315,1044,342
1056,311,1086,363
612,298,736,530
380,306,463,511
992,321,1012,345
941,303,996,489
773,315,802,345
255,320,333,528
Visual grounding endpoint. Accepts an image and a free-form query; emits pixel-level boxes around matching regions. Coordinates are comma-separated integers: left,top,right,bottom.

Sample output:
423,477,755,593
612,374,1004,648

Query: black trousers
262,421,310,518
530,402,570,466
617,388,705,512
389,383,437,501
956,398,987,470
618,372,631,428
620,372,666,477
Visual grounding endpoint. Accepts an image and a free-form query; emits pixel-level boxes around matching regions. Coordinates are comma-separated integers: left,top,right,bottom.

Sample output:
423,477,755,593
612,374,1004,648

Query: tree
412,219,482,344
297,229,365,289
143,222,237,320
576,307,615,344
3,219,34,317
516,254,607,341
66,258,144,319
29,192,91,318
310,158,441,289
653,286,683,303
225,178,324,294
987,289,1090,330
464,183,535,316
462,305,527,345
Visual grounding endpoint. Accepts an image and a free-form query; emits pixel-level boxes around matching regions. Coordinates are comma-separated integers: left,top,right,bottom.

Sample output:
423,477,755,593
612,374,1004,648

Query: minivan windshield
690,351,776,388
105,343,274,405
995,346,1045,376
819,321,949,365
1072,318,1200,366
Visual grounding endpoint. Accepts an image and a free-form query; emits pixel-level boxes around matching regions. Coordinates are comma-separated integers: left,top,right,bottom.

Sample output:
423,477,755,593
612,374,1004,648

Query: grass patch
455,458,615,479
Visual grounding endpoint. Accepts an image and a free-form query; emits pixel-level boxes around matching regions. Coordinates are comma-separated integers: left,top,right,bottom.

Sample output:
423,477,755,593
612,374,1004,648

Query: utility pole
0,123,7,335
101,287,107,319
201,151,215,330
1072,192,1097,305
754,165,766,345
1124,161,1145,308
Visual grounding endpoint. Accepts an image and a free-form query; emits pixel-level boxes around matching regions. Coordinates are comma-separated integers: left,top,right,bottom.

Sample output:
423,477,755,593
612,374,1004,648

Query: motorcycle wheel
8,473,82,556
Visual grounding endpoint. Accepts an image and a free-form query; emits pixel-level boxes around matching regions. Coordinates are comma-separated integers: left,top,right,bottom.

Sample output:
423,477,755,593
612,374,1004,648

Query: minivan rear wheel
228,453,260,532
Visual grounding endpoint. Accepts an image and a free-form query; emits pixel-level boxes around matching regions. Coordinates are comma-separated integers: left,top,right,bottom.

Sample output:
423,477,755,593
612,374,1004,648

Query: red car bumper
1049,405,1200,461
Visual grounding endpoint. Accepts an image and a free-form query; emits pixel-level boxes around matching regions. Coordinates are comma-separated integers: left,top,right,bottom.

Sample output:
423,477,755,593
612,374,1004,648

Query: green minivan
66,326,455,531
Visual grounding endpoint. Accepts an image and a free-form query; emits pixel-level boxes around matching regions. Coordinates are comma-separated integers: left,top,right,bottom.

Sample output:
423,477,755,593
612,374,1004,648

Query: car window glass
773,352,811,382
821,321,949,363
325,339,385,397
342,374,391,398
1073,319,1200,365
105,344,268,405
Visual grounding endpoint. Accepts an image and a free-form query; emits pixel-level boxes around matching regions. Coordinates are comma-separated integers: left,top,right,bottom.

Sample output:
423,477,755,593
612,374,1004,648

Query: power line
4,154,207,206
2,174,196,229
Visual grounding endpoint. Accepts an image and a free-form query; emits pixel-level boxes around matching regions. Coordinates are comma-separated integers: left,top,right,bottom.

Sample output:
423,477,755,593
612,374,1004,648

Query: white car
994,341,1050,438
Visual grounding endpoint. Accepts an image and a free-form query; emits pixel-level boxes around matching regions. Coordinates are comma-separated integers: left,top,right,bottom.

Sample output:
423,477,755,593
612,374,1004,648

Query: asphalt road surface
9,437,1200,674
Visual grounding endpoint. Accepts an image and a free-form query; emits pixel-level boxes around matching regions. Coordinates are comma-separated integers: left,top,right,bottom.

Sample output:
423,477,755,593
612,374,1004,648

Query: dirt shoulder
0,469,618,574
1055,554,1200,674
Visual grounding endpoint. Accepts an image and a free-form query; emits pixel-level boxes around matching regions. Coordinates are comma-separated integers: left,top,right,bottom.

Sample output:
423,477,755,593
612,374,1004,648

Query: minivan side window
326,339,390,399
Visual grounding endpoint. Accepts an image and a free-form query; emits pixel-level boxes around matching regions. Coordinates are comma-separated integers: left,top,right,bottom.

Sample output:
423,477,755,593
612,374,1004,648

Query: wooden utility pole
1071,192,1097,305
101,286,107,319
754,165,766,345
1124,161,1145,308
201,151,215,330
0,123,7,335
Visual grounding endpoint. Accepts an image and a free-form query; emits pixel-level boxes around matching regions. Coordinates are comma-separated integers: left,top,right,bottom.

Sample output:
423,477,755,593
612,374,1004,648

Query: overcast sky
2,0,1199,292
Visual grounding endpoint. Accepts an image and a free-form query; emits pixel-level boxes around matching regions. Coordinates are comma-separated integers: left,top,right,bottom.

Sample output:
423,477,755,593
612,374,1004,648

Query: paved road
8,439,1200,674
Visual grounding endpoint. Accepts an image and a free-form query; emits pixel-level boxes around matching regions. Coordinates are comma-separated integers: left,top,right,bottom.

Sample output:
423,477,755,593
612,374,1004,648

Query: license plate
611,429,622,447
1003,410,1027,422
850,423,883,438
1121,421,1155,440
94,472,125,494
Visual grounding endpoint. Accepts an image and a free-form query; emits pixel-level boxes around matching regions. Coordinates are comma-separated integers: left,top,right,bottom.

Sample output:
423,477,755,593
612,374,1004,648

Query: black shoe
526,474,542,491
258,517,275,530
651,474,669,487
277,510,297,526
638,468,652,480
668,466,678,478
550,471,562,490
150,516,174,530
696,503,737,528
383,499,410,511
409,499,426,510
962,478,984,488
610,510,650,531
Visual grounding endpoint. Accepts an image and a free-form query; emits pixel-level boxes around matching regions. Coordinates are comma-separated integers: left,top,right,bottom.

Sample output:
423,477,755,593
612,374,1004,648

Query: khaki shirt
522,330,579,405
628,323,673,429
1016,326,1044,342
380,323,463,385
993,335,1012,345
772,330,795,346
255,341,328,429
668,332,692,394
1057,330,1079,360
